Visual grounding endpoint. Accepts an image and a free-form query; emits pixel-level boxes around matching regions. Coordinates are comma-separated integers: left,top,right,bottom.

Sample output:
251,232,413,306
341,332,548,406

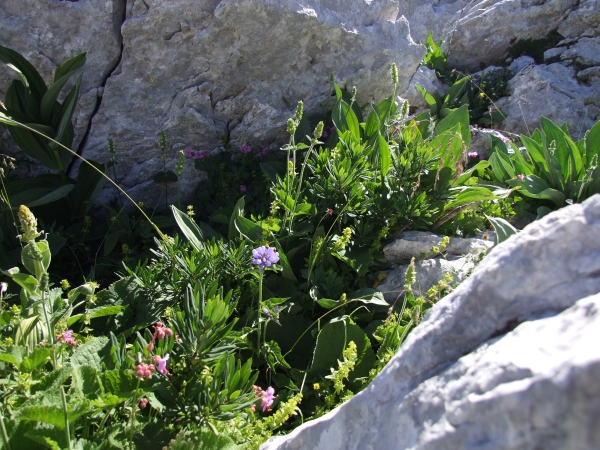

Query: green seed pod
295,101,303,121
18,205,41,243
287,118,296,135
391,63,399,84
314,121,324,139
401,100,409,117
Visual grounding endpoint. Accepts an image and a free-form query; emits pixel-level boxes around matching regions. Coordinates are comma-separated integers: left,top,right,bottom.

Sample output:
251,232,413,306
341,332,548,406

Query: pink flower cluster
240,145,252,154
184,148,211,159
252,385,276,412
136,362,155,379
58,329,77,346
136,322,173,380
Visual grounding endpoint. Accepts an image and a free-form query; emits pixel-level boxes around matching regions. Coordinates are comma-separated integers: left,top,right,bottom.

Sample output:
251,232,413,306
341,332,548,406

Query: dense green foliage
1,43,599,450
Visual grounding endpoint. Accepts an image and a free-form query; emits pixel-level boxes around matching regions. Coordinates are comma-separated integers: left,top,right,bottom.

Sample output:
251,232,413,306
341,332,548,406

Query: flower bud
287,118,296,135
18,205,41,242
314,121,324,139
295,101,303,121
391,63,398,84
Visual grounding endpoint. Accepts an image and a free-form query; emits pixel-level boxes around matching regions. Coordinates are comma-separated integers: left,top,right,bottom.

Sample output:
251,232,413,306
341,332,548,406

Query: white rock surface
81,0,425,205
495,63,599,140
557,0,600,38
377,256,476,302
399,66,448,113
443,0,576,71
0,0,124,175
383,230,494,263
262,194,600,450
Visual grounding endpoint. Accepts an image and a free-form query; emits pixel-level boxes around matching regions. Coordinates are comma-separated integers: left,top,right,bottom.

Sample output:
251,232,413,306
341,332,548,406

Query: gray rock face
262,194,600,450
0,0,124,175
399,66,448,113
558,0,600,38
82,0,425,204
495,63,599,140
383,230,493,263
443,0,576,71
377,256,477,303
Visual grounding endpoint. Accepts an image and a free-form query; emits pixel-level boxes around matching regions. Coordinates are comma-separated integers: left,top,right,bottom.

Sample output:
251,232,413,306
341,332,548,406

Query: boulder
557,0,600,38
442,0,576,72
399,66,448,113
0,0,124,174
81,0,425,206
383,230,493,263
494,63,599,140
376,256,477,303
262,194,600,450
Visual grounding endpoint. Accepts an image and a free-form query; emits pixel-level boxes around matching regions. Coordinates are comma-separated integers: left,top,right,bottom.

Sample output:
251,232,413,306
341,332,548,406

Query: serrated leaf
70,337,109,370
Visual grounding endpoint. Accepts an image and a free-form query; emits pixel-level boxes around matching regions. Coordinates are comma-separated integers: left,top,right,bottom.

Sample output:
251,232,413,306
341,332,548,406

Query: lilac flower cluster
184,149,211,159
262,305,281,323
251,246,280,269
251,385,276,412
58,329,77,346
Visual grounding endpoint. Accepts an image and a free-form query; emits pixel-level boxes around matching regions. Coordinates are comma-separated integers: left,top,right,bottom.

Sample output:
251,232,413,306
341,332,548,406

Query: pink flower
202,151,210,158
194,151,203,159
139,398,149,409
262,148,269,155
516,174,525,181
184,148,193,158
240,145,252,154
136,363,155,379
152,354,170,375
249,404,256,413
240,185,247,192
58,329,77,346
467,151,478,159
261,386,276,412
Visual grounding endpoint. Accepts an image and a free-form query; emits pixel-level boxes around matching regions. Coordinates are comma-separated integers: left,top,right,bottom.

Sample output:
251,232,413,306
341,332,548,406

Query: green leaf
365,107,381,138
332,99,360,143
21,240,51,278
27,184,75,208
103,370,141,397
54,52,86,83
40,71,78,124
347,289,388,306
228,197,245,241
489,151,515,183
16,398,91,429
72,365,102,398
2,268,39,296
584,120,600,166
0,45,47,101
376,133,391,177
70,337,109,371
235,216,263,243
316,298,340,309
507,174,566,206
260,161,286,183
172,205,219,250
435,104,470,149
0,345,26,366
485,215,518,245
20,347,52,373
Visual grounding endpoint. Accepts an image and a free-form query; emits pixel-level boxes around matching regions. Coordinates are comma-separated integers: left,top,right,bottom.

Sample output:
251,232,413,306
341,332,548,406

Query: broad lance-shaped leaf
485,215,518,245
507,174,566,206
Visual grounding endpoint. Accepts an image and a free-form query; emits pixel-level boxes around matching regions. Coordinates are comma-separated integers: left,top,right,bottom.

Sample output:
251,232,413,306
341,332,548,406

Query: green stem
129,379,141,449
60,386,71,448
257,271,264,356
3,120,167,241
0,408,11,450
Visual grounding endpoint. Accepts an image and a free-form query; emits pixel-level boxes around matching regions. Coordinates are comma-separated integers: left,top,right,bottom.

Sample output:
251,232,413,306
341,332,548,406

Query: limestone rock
442,0,576,72
82,0,425,206
0,0,124,161
558,0,600,38
399,66,448,113
376,256,476,303
495,63,599,140
560,36,600,67
468,128,513,160
261,194,600,450
383,230,493,263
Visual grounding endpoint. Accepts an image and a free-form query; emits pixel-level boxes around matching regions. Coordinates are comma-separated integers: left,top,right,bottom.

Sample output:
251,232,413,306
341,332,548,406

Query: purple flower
240,145,252,154
251,246,280,270
262,308,271,317
321,130,328,138
202,151,210,158
184,148,193,158
240,185,247,192
261,386,276,412
194,151,203,159
467,151,478,159
152,354,170,375
59,329,77,346
262,148,269,155
329,126,335,133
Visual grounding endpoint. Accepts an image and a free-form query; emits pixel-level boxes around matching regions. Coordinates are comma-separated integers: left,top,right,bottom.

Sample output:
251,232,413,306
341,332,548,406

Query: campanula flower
251,246,280,269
